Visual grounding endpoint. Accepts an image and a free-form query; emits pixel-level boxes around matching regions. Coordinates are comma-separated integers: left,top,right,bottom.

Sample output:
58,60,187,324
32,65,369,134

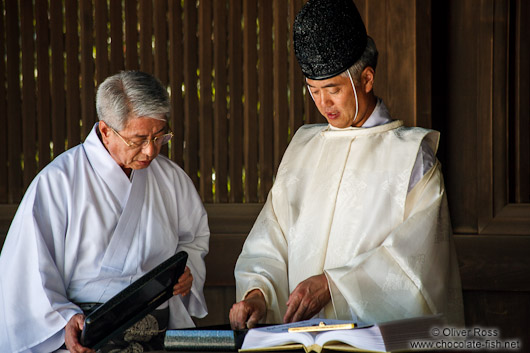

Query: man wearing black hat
230,0,464,329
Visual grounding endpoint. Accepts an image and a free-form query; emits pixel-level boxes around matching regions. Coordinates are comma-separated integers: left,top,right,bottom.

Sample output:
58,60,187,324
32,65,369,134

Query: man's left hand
64,313,95,353
173,266,193,297
283,273,331,323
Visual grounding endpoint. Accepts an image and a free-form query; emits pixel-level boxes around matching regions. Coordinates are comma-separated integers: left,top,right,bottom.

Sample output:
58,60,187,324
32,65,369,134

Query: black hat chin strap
306,70,359,126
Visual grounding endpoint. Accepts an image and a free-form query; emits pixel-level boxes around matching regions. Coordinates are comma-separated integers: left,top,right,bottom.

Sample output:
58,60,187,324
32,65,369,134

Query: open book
240,315,444,353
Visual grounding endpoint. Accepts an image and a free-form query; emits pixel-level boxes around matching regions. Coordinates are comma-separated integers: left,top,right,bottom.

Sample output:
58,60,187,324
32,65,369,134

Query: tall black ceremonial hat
293,0,367,80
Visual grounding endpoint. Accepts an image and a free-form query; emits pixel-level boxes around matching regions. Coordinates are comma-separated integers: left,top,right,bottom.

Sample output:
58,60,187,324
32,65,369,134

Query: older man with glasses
0,71,210,353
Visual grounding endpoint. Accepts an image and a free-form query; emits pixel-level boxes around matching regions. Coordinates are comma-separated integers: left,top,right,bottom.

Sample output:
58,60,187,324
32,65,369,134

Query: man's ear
98,121,112,144
99,121,109,136
361,66,375,93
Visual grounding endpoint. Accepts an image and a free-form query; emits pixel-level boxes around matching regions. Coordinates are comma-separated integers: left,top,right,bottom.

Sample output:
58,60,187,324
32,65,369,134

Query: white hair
340,36,379,84
96,71,170,130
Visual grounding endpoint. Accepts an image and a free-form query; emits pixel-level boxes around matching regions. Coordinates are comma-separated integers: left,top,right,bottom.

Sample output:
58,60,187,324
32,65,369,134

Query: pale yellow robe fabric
234,120,464,326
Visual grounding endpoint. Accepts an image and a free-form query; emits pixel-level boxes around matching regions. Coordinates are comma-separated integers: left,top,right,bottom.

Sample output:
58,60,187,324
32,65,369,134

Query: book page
241,319,356,350
315,325,387,352
241,329,313,349
240,342,307,352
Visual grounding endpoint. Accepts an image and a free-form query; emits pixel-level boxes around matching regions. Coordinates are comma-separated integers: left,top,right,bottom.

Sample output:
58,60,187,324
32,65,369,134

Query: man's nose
319,92,333,107
142,140,157,158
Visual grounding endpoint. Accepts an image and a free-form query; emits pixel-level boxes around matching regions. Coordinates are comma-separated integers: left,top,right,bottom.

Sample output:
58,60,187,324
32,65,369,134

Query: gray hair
340,36,378,84
96,71,170,130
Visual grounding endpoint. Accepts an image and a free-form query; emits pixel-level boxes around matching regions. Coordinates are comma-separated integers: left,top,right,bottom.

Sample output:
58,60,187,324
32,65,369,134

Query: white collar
328,98,393,131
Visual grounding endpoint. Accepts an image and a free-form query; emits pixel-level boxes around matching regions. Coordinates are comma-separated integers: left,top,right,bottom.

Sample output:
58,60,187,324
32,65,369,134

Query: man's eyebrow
307,83,340,88
133,126,167,138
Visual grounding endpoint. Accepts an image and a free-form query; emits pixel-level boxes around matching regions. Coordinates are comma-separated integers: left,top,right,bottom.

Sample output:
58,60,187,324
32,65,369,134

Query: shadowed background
0,0,528,349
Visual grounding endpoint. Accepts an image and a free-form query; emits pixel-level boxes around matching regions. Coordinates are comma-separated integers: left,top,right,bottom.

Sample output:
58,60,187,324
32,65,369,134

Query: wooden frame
477,0,530,235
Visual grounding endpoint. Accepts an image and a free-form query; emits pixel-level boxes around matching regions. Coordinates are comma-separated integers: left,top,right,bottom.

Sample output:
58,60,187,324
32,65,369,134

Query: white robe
235,114,464,326
0,123,210,353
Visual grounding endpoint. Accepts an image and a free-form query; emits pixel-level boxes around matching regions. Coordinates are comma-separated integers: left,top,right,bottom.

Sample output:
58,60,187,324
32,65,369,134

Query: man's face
100,116,167,174
306,73,370,128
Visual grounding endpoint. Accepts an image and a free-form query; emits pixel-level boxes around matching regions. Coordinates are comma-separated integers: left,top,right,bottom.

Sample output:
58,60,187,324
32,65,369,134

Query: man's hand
229,289,267,330
283,273,331,323
173,266,193,296
64,313,95,353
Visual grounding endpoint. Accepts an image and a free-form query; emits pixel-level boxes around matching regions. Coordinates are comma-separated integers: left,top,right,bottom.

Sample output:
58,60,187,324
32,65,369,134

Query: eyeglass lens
140,133,172,148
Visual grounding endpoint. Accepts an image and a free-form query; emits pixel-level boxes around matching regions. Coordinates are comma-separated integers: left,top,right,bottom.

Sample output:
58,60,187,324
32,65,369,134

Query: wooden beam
1,203,529,292
455,234,530,291
204,203,262,234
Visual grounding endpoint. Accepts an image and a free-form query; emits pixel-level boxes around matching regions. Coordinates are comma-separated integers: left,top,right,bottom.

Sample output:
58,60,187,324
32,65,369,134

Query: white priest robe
0,123,209,353
235,107,464,326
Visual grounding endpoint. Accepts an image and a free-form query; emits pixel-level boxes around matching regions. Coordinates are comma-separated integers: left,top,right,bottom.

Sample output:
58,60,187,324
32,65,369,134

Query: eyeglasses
109,126,173,150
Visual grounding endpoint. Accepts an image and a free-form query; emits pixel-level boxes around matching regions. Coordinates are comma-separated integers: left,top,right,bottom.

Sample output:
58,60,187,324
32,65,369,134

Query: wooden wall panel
243,0,258,203
35,0,51,171
6,0,23,203
492,1,509,216
194,286,236,327
444,0,480,234
213,0,229,203
169,1,184,168
464,291,530,351
50,0,66,158
199,0,214,202
1,0,331,204
5,0,525,212
184,0,200,188
154,0,168,84
20,0,36,189
456,235,530,291
384,0,416,127
452,0,530,235
415,0,432,129
357,0,388,102
80,0,96,138
66,0,81,148
95,0,109,83
475,0,495,234
109,0,124,75
272,0,288,171
124,0,139,70
359,0,419,128
0,0,7,202
289,0,305,138
228,0,243,202
139,0,153,74
258,0,274,202
514,0,530,203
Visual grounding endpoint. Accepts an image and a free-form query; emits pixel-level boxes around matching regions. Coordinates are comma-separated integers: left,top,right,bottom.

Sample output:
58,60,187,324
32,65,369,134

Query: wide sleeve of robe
234,193,291,324
165,160,210,327
0,157,84,353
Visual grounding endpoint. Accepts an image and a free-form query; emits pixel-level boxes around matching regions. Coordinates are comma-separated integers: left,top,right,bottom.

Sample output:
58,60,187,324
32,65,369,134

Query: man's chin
133,160,152,169
328,121,349,129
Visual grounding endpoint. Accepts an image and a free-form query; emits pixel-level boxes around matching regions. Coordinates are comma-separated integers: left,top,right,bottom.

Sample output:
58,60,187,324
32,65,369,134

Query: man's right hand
64,314,95,353
229,289,266,330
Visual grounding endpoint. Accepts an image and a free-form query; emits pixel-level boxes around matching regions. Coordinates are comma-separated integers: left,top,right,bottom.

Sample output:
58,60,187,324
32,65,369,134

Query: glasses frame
109,125,173,150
